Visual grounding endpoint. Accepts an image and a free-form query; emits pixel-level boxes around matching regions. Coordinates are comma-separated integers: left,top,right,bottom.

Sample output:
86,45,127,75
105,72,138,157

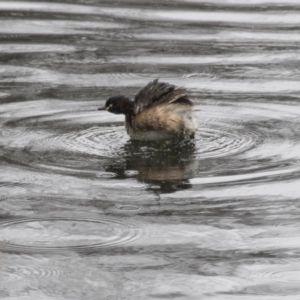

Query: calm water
1,1,300,299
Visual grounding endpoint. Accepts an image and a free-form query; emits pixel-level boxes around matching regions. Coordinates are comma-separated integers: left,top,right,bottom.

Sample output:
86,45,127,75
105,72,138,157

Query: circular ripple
0,126,33,150
96,172,117,178
0,265,64,282
183,73,218,79
41,126,127,157
0,127,23,139
0,268,23,282
273,270,300,284
0,217,143,254
195,126,259,159
2,100,300,189
245,264,300,285
106,204,145,215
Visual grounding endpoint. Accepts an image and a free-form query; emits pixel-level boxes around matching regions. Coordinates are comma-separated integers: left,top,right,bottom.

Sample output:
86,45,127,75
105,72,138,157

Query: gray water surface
1,1,300,299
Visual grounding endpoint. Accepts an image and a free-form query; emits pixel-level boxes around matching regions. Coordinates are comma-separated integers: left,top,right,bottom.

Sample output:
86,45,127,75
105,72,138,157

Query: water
0,1,300,299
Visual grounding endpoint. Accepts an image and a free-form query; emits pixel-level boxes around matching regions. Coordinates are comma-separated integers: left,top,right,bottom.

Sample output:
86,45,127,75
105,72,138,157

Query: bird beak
98,106,106,111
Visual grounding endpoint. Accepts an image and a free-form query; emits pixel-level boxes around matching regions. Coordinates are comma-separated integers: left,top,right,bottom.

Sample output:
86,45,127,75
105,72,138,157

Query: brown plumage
98,79,197,141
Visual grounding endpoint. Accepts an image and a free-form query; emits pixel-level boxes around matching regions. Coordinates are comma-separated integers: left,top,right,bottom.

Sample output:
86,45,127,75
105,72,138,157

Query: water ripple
0,216,145,254
0,264,64,282
2,99,300,190
190,166,300,185
0,20,127,35
0,44,77,53
3,3,300,25
176,0,300,6
1,67,300,93
1,0,300,298
106,204,145,215
133,30,300,43
239,263,300,285
195,127,258,159
107,52,300,66
43,126,127,157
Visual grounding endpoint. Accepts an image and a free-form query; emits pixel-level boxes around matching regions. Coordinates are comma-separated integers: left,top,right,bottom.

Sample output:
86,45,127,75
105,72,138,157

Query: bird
98,79,197,141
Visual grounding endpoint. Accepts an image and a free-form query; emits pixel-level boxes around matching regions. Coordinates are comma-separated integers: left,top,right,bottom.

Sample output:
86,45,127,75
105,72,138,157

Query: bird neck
117,98,134,115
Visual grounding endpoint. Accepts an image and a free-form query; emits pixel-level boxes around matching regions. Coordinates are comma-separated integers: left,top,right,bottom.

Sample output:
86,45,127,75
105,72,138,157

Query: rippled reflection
1,0,300,299
105,140,196,193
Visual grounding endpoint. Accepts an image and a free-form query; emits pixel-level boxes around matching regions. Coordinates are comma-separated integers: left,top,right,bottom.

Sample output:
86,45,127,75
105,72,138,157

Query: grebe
98,79,197,141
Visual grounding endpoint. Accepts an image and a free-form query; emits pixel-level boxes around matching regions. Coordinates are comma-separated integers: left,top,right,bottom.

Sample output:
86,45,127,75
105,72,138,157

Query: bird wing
133,79,193,115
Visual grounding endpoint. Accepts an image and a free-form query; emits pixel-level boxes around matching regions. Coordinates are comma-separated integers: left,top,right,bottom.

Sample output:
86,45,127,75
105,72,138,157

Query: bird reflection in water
105,139,197,194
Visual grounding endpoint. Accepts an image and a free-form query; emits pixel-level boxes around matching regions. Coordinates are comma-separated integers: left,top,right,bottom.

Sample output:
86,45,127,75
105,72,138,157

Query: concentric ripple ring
0,217,143,254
